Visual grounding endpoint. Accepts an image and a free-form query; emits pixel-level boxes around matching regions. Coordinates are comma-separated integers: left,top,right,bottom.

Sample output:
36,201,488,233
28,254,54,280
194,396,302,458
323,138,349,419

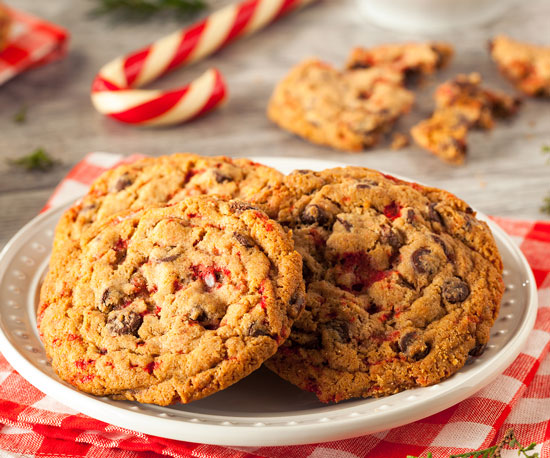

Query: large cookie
267,59,414,151
264,168,504,403
39,196,305,405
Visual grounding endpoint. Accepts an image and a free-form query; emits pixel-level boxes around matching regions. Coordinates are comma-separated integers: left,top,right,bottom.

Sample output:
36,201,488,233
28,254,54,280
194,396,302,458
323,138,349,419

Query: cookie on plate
41,154,285,334
347,42,454,83
39,196,305,405
490,35,550,97
411,73,520,164
263,167,503,403
53,154,283,250
268,59,414,151
0,3,11,52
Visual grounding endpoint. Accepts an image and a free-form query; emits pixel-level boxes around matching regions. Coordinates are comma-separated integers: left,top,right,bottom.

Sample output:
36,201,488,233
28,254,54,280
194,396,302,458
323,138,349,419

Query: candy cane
91,0,316,126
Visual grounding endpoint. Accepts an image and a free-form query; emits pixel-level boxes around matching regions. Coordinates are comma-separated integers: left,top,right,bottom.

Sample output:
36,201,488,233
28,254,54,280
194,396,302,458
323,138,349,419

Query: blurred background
0,0,549,250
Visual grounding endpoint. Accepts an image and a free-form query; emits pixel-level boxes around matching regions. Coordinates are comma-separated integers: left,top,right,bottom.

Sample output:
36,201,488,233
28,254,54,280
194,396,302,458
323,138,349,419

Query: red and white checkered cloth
0,5,68,85
2,152,549,458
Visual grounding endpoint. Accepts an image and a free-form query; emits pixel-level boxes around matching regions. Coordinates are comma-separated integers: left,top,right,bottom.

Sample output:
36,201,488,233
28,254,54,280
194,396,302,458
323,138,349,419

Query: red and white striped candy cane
91,0,316,126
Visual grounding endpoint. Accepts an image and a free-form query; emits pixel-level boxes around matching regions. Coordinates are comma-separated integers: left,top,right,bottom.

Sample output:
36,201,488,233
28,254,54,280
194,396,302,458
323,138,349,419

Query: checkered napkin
0,5,68,86
1,152,549,458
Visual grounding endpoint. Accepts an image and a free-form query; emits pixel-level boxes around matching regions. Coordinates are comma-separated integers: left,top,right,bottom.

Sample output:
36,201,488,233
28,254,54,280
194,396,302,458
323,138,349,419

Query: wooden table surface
1,0,549,250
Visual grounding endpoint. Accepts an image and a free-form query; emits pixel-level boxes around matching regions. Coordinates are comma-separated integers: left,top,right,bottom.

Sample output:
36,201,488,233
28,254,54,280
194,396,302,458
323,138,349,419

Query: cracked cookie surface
39,196,304,405
267,59,414,151
52,153,283,254
263,167,503,403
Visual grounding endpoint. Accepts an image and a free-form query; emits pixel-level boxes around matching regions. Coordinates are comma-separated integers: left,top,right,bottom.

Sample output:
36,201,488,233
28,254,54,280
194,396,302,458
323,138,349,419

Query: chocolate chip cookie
263,167,503,403
411,73,520,164
39,196,305,405
267,59,414,151
490,36,550,97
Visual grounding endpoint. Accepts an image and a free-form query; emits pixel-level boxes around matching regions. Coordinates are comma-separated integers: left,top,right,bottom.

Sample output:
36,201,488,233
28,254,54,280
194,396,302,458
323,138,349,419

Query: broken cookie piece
268,59,414,151
411,73,520,165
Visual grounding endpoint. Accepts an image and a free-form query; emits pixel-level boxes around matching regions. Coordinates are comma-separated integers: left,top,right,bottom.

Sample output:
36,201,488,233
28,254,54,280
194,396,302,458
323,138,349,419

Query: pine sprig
406,429,539,458
90,0,206,20
7,148,59,172
13,105,27,124
541,193,550,215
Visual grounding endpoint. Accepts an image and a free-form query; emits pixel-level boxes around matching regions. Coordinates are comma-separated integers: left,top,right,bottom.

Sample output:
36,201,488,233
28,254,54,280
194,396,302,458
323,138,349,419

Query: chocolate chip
229,201,256,214
398,331,416,353
432,235,453,262
349,62,371,70
300,204,329,226
411,248,437,274
214,171,233,183
399,331,430,361
233,232,254,248
427,203,443,225
289,291,305,317
464,215,474,231
294,169,310,174
441,137,467,155
356,180,378,189
381,225,402,249
99,288,125,313
366,302,379,314
188,305,221,330
157,253,180,263
412,343,431,361
465,206,474,214
114,249,127,265
107,311,142,336
326,320,351,343
188,306,207,323
403,68,421,87
398,276,416,290
111,173,133,192
469,343,486,357
406,209,416,224
336,216,352,232
442,277,470,303
247,321,272,338
491,96,521,119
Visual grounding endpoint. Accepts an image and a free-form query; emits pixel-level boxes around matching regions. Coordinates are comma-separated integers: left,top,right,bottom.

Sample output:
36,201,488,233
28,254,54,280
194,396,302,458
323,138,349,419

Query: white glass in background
356,0,523,33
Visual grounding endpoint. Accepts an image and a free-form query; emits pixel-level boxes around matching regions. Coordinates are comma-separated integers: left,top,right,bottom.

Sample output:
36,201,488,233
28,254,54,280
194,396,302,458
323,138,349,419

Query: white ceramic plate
0,157,538,446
